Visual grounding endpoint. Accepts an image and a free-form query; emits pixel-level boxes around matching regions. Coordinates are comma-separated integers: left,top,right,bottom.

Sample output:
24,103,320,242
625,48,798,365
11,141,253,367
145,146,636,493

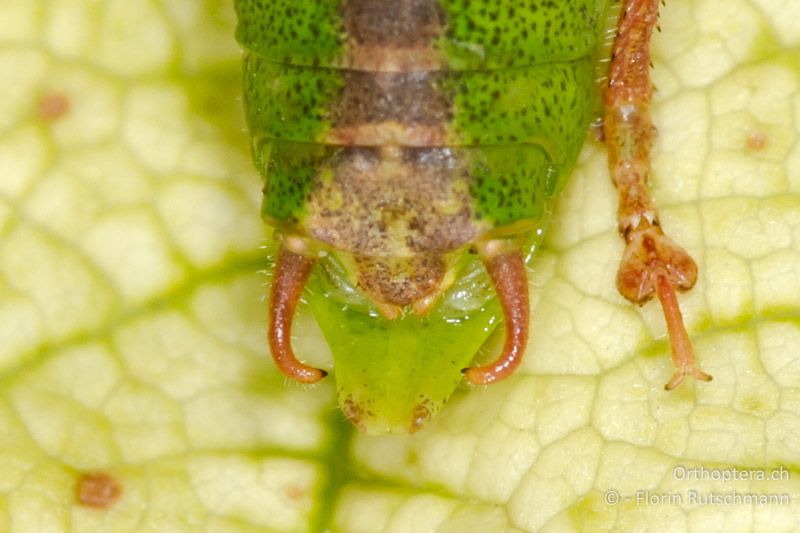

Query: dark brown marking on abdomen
331,71,452,129
332,0,450,137
305,146,476,258
342,0,445,48
320,1,470,310
355,253,446,307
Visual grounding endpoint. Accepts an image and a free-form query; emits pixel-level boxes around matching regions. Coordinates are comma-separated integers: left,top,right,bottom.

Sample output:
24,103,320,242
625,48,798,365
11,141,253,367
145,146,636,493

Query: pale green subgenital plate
0,0,799,531
308,271,503,435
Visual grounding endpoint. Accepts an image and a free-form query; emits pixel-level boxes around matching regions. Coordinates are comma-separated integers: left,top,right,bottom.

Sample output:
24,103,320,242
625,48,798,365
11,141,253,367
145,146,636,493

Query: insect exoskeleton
236,0,612,390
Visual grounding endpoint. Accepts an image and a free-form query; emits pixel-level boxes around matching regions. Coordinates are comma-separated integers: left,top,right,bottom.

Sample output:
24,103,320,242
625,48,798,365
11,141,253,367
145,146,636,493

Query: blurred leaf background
0,0,799,531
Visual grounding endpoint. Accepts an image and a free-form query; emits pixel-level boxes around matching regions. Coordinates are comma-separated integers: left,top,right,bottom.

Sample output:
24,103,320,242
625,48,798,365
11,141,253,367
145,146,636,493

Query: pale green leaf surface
0,0,799,531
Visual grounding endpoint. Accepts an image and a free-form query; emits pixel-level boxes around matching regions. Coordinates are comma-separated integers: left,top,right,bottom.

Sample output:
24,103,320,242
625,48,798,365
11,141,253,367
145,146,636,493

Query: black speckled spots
235,1,345,67
440,0,612,69
243,54,342,143
235,0,614,70
260,141,329,225
446,58,597,164
467,145,555,227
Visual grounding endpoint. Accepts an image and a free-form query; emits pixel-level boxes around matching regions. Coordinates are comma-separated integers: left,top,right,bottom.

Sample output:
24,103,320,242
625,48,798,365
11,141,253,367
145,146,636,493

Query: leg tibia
605,0,711,389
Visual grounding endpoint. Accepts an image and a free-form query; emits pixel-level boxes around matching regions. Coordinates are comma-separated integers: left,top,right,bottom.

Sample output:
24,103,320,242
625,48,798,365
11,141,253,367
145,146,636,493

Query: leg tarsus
269,246,327,383
462,250,529,385
617,224,712,389
655,270,713,390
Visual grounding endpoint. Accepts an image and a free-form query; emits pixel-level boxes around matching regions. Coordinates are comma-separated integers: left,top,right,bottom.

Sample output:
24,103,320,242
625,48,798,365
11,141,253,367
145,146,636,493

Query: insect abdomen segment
244,55,596,148
235,0,609,70
260,142,557,234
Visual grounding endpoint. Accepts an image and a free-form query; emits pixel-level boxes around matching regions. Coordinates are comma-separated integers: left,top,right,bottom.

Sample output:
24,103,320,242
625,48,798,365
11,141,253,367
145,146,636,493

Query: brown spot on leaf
284,484,305,501
76,472,122,509
746,130,767,152
37,93,70,121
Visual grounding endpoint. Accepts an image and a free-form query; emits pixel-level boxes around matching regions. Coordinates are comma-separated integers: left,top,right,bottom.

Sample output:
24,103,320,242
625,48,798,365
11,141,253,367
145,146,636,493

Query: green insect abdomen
236,0,611,236
238,0,615,314
236,0,615,433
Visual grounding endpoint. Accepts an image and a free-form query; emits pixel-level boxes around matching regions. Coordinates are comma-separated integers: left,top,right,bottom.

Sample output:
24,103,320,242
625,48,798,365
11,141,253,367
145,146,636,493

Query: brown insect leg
463,250,529,385
618,224,712,389
606,0,711,389
656,267,713,390
269,246,327,383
